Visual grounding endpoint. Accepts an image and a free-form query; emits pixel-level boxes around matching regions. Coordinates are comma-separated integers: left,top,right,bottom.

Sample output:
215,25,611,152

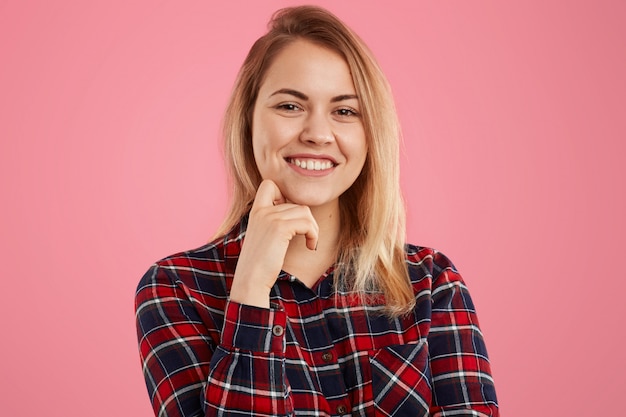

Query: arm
206,300,290,416
427,253,499,416
136,180,318,416
135,264,292,417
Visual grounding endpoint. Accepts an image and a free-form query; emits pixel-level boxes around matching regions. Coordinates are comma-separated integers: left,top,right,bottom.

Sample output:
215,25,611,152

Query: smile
287,158,335,171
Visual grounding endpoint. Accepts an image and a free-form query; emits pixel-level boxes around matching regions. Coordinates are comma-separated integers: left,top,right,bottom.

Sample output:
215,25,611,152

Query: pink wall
1,1,624,415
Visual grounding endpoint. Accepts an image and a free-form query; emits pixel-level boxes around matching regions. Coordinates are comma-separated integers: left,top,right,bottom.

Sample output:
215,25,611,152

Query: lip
284,153,338,176
285,153,338,164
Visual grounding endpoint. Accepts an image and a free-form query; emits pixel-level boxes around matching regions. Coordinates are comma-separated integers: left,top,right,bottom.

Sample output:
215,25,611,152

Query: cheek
346,132,368,166
251,137,263,167
359,139,368,162
251,133,277,165
251,123,288,175
251,118,272,162
252,114,289,149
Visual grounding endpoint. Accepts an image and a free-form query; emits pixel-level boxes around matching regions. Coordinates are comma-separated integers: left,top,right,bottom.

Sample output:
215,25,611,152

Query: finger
268,202,305,213
305,233,317,251
292,208,319,251
303,220,318,251
252,179,285,210
283,217,319,251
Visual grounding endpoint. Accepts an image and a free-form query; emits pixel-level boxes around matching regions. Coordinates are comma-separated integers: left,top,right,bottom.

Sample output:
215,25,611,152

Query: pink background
1,1,624,415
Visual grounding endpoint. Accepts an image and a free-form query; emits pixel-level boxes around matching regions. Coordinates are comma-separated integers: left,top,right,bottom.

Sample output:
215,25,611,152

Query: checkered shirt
135,216,499,416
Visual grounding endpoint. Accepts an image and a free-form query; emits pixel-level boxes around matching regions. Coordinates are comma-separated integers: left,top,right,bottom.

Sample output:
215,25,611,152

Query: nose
300,111,334,145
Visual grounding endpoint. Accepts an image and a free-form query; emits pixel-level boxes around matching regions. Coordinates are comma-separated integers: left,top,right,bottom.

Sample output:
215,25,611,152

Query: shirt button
336,404,347,414
321,352,333,362
272,325,284,336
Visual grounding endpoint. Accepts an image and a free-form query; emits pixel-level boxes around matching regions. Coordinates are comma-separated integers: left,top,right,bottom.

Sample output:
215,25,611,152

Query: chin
284,191,338,209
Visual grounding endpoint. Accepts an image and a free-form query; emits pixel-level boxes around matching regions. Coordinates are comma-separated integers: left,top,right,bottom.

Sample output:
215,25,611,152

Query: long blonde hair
215,6,414,316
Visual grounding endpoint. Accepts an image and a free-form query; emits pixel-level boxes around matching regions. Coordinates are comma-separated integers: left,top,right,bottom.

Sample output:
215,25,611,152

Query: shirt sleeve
135,264,292,417
427,252,499,416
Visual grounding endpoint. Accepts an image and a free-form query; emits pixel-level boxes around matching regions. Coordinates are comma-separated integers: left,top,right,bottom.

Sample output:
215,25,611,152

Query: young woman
135,6,499,416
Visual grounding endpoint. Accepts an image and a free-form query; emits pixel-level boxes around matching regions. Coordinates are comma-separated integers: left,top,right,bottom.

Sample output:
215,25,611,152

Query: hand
229,179,319,308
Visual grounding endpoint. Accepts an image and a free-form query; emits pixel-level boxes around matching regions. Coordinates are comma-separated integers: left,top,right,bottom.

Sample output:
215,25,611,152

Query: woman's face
251,39,367,211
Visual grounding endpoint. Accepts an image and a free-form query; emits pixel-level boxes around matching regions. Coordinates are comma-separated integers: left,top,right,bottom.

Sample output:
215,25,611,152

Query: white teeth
289,158,333,171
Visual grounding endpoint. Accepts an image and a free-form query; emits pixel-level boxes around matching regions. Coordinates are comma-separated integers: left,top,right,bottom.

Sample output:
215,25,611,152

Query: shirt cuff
221,300,287,353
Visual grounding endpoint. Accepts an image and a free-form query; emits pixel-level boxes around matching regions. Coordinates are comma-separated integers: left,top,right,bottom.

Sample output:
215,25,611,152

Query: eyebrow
269,88,358,103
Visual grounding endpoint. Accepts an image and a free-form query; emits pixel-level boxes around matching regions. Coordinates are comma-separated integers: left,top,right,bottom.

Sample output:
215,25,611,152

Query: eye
275,103,303,112
334,107,360,118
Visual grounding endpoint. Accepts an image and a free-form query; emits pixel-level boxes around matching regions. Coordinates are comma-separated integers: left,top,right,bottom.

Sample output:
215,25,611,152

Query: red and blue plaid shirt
135,216,498,416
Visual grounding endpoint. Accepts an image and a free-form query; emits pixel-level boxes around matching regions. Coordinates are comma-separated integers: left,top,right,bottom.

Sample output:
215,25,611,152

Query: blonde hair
215,5,414,316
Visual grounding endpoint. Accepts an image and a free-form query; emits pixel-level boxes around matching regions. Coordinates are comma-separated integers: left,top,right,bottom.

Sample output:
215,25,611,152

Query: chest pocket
369,341,432,416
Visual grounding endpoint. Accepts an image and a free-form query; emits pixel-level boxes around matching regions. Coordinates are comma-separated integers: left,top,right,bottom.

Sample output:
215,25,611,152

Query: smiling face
251,40,367,212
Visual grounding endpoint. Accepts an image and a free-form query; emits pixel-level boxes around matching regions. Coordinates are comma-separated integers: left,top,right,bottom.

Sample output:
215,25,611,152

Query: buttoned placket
282,274,352,416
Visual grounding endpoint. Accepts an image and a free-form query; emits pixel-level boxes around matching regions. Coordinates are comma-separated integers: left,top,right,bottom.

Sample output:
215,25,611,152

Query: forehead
259,40,356,96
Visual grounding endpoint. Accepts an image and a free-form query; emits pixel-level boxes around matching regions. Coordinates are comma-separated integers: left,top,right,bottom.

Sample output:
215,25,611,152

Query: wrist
229,281,272,309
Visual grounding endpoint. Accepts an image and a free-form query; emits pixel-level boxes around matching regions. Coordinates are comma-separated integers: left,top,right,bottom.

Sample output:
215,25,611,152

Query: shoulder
137,218,247,292
404,243,481,316
404,243,463,288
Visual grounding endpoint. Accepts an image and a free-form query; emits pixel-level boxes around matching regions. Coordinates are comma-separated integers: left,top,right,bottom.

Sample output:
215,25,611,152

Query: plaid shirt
136,216,498,416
